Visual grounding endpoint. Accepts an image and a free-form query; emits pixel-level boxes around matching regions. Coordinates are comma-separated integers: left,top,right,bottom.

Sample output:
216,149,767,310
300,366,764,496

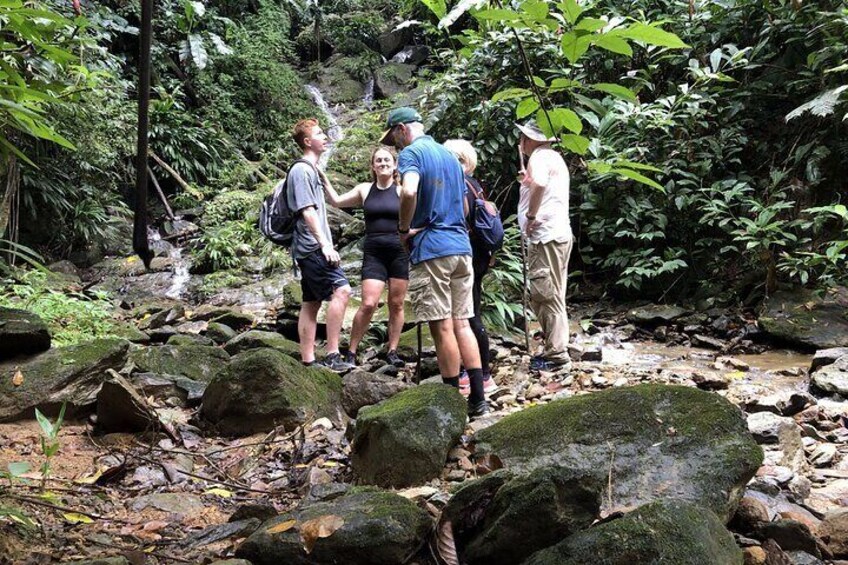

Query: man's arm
523,156,551,234
398,171,419,231
301,207,340,265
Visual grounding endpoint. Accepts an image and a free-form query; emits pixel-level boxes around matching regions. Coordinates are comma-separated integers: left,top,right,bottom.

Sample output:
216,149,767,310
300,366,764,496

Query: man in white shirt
517,120,573,371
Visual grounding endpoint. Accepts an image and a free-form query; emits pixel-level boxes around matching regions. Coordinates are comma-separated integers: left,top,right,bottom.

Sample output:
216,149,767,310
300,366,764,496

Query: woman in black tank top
321,148,409,367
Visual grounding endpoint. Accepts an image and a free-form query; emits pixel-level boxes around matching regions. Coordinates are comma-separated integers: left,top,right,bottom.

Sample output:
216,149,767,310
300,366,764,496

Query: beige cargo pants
526,239,573,363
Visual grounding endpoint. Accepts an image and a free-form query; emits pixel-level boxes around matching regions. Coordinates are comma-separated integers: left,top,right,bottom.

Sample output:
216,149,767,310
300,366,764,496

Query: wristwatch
398,226,410,234
526,214,536,220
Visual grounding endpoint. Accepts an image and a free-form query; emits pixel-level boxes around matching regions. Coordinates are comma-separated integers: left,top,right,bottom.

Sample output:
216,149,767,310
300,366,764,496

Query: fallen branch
88,536,193,563
130,452,283,495
149,150,195,196
4,493,130,524
147,165,175,220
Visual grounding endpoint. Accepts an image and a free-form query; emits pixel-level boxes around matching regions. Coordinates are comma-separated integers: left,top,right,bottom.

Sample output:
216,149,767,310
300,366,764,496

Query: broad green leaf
189,34,209,69
588,161,613,174
521,0,548,21
611,167,665,191
189,1,206,18
561,134,590,154
595,34,632,56
7,462,30,477
0,507,37,528
421,0,447,19
549,78,580,92
548,107,582,134
575,17,605,32
516,97,540,119
619,23,689,49
532,75,546,88
491,87,532,102
614,159,662,172
591,83,637,102
473,8,521,21
209,34,232,55
561,32,592,63
35,408,53,437
558,0,582,24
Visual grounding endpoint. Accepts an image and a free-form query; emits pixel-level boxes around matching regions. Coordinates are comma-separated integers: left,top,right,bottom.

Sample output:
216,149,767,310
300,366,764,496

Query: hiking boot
458,371,470,398
468,399,490,418
386,349,405,368
343,350,357,367
322,352,354,372
482,375,497,394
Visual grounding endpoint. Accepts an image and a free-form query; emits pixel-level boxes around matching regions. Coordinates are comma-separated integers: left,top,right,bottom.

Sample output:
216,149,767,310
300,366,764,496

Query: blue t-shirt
397,136,471,265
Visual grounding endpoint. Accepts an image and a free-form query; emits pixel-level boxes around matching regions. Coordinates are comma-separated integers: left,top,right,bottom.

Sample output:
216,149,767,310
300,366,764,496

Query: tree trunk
0,156,18,239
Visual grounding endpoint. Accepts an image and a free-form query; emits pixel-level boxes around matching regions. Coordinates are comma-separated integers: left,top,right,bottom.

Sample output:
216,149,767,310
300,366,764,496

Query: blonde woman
318,148,408,367
443,139,496,394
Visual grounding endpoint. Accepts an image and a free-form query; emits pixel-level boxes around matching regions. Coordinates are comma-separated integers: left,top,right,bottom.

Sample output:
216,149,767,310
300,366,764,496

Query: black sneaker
386,349,405,368
321,352,354,372
468,400,490,418
343,350,357,367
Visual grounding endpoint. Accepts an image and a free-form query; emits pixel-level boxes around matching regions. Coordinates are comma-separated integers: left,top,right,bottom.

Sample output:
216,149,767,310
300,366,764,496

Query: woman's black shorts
362,233,409,282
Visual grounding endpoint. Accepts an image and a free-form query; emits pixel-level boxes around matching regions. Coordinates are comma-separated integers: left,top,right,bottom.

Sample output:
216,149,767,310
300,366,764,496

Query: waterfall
363,78,375,109
304,84,344,170
165,246,191,300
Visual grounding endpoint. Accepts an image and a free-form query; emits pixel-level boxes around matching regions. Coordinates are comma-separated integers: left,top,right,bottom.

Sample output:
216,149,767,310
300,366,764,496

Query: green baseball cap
379,107,422,145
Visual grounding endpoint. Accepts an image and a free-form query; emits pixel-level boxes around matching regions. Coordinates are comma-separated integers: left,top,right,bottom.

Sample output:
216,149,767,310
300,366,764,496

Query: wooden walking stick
518,144,531,354
415,321,422,384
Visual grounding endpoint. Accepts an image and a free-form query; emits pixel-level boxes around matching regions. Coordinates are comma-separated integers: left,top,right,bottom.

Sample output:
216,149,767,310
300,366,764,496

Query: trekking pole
415,321,422,384
518,144,531,354
520,232,530,354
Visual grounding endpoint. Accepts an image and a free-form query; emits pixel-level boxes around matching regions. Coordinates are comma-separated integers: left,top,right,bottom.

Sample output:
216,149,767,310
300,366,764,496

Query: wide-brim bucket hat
516,120,556,142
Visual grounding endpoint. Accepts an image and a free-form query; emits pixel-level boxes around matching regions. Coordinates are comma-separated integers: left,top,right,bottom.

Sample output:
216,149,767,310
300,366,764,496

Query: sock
442,375,460,388
467,368,485,404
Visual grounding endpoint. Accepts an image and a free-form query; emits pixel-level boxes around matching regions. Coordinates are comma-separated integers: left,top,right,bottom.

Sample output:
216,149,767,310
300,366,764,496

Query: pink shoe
483,375,497,394
459,372,470,398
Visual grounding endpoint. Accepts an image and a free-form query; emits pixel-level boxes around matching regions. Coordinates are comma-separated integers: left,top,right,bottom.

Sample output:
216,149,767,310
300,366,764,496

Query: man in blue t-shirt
381,107,490,417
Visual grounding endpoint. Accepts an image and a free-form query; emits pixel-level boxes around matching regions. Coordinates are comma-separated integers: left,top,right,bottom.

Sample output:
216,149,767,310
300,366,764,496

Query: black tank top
363,182,400,235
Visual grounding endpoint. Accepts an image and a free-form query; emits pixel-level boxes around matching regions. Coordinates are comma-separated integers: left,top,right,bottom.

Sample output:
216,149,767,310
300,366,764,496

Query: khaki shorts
409,255,474,322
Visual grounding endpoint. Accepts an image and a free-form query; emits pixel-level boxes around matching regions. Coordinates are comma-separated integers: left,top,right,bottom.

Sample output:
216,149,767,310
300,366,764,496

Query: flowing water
363,78,375,109
304,84,344,170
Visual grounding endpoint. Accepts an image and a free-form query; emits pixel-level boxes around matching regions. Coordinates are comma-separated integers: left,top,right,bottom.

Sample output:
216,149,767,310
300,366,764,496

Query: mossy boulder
0,338,129,421
316,60,366,104
167,334,215,347
236,488,431,565
445,467,602,565
374,62,415,99
473,384,762,522
206,321,237,344
201,348,343,436
759,287,848,349
190,306,256,329
523,499,742,565
223,330,300,358
128,344,229,383
0,307,51,360
342,369,412,417
351,383,466,487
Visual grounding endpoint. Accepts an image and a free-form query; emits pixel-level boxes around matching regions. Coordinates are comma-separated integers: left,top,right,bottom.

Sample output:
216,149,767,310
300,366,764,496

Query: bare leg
324,284,352,354
387,277,408,351
430,318,462,378
298,301,322,363
454,318,481,370
349,279,384,354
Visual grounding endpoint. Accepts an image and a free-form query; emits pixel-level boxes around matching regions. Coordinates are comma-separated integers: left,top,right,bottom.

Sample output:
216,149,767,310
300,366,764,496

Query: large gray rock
811,355,848,397
760,287,848,349
523,499,742,565
128,344,229,383
0,307,51,360
236,488,431,565
445,467,602,565
96,372,156,432
374,62,415,99
811,347,848,373
626,304,688,325
201,348,343,436
0,338,129,421
342,369,412,417
472,384,762,521
351,383,466,487
223,330,300,358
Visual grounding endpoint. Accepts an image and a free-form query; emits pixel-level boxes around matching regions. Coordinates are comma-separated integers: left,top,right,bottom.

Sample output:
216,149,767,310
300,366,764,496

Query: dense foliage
419,0,848,301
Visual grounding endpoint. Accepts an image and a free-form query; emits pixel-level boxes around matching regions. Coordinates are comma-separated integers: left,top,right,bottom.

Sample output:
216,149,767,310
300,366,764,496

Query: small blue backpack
465,178,504,252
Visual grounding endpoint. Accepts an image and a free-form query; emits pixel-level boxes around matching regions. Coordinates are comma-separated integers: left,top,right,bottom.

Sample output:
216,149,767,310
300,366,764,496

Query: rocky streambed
1,287,848,564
